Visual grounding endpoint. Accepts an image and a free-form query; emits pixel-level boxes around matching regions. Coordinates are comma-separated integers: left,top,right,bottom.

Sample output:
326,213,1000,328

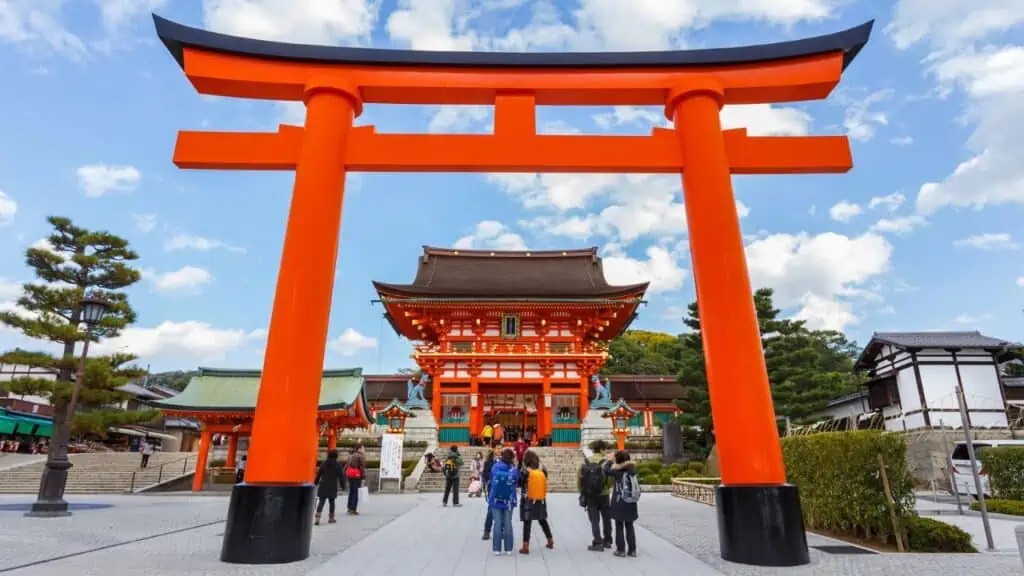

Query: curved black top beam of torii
153,14,873,72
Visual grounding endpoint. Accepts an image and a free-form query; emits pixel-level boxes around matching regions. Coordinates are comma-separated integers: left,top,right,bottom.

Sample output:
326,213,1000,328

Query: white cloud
453,221,528,250
592,104,812,137
953,233,1019,250
76,163,141,197
891,136,914,146
889,2,1024,215
839,89,891,142
327,328,378,355
427,105,492,133
164,234,246,254
1017,276,1024,288
868,215,927,235
601,245,687,294
954,313,992,326
94,0,168,32
203,0,380,44
132,213,157,233
143,266,213,294
0,0,87,58
867,192,905,212
0,190,16,226
93,321,265,363
744,232,893,330
828,201,862,222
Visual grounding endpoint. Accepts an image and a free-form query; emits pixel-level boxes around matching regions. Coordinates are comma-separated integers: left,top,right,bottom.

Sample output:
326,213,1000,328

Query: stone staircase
0,452,197,494
417,447,583,493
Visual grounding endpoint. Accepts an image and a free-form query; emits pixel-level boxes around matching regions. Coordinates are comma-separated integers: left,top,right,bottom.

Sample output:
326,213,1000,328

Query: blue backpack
491,464,515,505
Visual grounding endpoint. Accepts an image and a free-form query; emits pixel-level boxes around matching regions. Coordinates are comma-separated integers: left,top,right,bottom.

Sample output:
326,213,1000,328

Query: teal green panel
32,423,52,438
654,412,673,425
628,413,643,427
439,427,470,443
376,413,388,425
552,428,581,444
0,416,15,435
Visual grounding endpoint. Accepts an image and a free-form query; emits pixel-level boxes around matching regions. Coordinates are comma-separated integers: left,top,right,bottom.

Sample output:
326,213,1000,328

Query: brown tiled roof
373,246,648,299
607,375,684,402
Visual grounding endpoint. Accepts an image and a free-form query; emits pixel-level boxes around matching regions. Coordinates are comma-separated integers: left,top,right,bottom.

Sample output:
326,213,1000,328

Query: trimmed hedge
782,431,915,544
971,498,1024,516
978,446,1024,501
635,460,690,485
903,516,976,553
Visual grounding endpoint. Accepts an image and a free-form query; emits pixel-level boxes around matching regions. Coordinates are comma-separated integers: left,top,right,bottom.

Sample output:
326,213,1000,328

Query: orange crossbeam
174,125,852,174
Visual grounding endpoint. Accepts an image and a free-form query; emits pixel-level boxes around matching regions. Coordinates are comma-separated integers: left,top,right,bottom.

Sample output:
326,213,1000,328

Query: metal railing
127,454,195,493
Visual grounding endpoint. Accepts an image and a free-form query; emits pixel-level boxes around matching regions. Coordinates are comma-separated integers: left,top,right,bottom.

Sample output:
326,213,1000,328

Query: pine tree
0,216,158,446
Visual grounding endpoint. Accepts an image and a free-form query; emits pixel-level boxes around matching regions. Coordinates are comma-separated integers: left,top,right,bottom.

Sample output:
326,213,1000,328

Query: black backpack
581,460,605,498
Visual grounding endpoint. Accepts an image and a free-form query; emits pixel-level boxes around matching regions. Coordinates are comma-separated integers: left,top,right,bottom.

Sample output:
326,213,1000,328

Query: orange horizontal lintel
173,124,303,170
172,125,852,174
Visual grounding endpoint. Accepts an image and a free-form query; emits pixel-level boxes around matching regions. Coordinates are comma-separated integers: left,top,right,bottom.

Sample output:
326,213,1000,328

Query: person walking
604,450,640,557
492,422,504,446
578,439,613,551
513,435,528,468
314,449,346,525
518,450,553,554
345,444,367,515
140,440,154,469
441,445,464,507
482,423,494,447
487,448,519,556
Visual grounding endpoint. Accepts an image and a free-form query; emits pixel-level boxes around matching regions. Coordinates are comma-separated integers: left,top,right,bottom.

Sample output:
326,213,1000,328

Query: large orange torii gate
153,14,872,567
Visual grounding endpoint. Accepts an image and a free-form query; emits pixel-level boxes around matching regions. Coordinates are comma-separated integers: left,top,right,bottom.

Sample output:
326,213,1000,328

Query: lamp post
26,294,111,517
380,399,413,434
603,398,637,451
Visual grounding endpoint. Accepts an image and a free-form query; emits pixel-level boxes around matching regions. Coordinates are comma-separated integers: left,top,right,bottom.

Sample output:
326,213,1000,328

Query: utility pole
955,383,995,551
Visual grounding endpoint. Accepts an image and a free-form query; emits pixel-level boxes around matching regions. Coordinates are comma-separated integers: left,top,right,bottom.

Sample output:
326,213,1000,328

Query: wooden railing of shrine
414,341,609,356
671,477,722,506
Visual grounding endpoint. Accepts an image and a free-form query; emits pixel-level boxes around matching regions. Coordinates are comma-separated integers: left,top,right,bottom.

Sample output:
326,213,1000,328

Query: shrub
971,498,1024,516
782,431,915,544
978,446,1024,501
686,461,705,474
637,472,659,485
902,516,976,553
208,458,226,467
645,460,664,473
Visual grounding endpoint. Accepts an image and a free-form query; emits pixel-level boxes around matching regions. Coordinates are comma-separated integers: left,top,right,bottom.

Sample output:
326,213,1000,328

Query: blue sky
0,0,1022,374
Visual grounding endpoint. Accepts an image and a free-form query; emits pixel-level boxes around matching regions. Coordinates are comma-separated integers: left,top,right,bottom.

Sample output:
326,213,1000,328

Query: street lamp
380,399,414,434
602,398,637,451
26,293,111,517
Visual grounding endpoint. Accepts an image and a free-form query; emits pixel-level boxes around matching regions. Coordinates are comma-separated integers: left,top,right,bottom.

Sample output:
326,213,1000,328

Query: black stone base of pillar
716,484,810,567
220,483,315,564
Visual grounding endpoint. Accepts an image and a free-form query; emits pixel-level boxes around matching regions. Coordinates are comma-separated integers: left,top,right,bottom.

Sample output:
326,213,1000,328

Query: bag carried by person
346,465,362,479
581,461,605,498
490,466,515,505
443,457,458,478
619,472,642,504
526,468,547,501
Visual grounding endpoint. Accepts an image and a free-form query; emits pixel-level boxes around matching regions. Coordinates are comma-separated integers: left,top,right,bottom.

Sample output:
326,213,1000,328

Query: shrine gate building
374,247,647,446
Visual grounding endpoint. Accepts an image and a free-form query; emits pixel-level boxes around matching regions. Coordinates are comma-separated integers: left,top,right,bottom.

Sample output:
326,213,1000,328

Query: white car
949,439,1024,497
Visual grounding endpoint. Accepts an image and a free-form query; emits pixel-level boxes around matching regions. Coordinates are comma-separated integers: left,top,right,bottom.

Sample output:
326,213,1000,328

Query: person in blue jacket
487,447,519,556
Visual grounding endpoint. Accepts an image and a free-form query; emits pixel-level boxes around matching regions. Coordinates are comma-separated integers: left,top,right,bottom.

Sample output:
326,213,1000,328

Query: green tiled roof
150,367,366,412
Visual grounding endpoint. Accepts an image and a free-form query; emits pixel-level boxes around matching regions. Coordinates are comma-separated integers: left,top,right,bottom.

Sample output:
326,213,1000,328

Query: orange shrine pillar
579,375,589,417
469,376,480,441
431,374,442,424
668,79,807,566
539,378,550,439
221,77,360,563
326,427,337,452
192,428,212,492
226,434,238,468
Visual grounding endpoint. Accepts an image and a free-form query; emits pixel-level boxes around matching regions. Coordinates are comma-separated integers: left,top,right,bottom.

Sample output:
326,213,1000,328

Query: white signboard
379,432,405,481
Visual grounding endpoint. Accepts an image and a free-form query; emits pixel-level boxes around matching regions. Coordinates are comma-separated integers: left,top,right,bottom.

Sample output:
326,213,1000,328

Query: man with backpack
441,445,464,507
578,439,613,551
487,448,519,556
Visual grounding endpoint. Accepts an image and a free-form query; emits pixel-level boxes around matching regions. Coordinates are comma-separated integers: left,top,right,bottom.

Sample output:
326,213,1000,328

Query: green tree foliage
145,370,199,392
1002,349,1024,378
602,288,862,454
601,330,683,375
0,216,158,438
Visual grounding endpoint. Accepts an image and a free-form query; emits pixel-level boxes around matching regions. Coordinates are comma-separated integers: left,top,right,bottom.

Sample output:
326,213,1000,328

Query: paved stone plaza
0,492,1019,575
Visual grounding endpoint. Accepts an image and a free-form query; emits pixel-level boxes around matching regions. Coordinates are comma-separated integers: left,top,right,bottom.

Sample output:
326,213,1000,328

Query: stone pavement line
308,494,723,576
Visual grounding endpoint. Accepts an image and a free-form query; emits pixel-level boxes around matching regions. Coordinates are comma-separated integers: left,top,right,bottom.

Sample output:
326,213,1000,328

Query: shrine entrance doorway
483,391,538,442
